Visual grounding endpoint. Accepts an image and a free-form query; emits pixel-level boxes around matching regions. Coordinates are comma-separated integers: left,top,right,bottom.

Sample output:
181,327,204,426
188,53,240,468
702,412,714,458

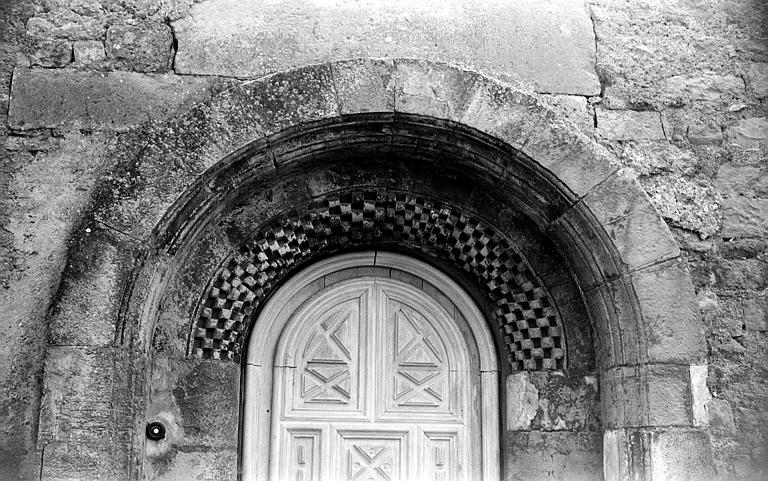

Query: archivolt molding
192,189,565,371
93,57,702,373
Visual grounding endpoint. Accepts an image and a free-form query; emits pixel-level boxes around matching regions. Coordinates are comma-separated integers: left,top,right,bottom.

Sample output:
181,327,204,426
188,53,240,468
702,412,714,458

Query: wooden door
270,278,477,481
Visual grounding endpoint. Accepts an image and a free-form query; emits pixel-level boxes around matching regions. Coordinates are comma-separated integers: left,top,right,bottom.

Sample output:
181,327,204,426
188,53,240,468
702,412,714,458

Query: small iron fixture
146,421,166,441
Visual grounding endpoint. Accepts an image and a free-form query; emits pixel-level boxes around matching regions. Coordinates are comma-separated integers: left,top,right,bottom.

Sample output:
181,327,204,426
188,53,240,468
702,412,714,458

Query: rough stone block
29,39,72,68
690,365,710,428
172,0,600,95
9,68,214,131
746,62,768,99
529,371,600,432
144,449,237,481
715,165,768,198
331,58,395,115
105,22,173,73
393,59,479,121
720,198,768,239
583,169,680,270
596,109,666,140
663,72,744,104
73,40,105,65
506,431,602,481
630,258,705,364
708,398,736,435
727,117,768,150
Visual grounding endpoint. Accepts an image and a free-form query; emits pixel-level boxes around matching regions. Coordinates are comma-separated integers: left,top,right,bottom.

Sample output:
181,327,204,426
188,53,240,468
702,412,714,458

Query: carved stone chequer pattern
393,308,445,407
300,306,355,405
192,189,565,371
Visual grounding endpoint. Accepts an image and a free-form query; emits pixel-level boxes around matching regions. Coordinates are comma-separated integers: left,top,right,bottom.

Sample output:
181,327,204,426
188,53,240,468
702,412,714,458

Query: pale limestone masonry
0,0,766,480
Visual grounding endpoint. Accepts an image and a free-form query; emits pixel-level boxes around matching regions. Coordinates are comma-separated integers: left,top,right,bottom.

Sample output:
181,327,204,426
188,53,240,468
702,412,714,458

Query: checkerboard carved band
191,190,565,371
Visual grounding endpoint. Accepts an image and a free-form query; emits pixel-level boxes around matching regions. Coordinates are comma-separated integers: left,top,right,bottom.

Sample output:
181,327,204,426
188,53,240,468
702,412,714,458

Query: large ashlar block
8,68,213,131
507,431,602,481
173,0,600,95
603,428,715,481
600,364,695,429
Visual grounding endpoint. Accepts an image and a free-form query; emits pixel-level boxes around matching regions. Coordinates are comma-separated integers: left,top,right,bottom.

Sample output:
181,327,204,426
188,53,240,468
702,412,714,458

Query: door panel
272,279,474,481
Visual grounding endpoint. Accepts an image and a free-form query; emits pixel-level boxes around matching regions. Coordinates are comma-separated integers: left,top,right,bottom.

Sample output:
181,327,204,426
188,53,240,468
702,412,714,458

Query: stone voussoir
392,58,483,122
522,110,620,198
629,258,706,365
330,58,396,115
582,168,680,270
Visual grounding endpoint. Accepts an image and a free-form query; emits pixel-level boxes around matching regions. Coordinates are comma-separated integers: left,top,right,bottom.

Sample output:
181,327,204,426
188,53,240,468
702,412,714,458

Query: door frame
240,250,500,481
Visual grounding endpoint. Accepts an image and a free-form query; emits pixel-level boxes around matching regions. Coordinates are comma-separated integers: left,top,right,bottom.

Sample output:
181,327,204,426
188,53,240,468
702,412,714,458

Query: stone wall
0,0,765,480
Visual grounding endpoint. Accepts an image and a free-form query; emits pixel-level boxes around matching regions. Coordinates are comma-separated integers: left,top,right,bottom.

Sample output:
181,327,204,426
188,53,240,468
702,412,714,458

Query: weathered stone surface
73,40,105,65
687,124,723,146
708,398,737,435
601,364,694,429
506,431,602,481
631,258,705,364
650,429,716,481
618,140,696,176
663,72,745,105
173,0,600,95
583,168,680,269
720,198,768,239
8,68,213,131
690,364,710,428
47,226,143,347
596,109,666,140
529,372,600,432
393,58,479,121
643,174,722,239
746,63,768,99
506,372,539,431
523,113,619,197
28,39,72,67
715,165,768,198
331,58,395,115
543,94,594,134
105,22,173,73
727,117,768,150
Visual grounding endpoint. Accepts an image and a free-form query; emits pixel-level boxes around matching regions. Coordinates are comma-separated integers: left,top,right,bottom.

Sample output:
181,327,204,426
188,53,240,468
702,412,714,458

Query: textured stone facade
0,1,765,481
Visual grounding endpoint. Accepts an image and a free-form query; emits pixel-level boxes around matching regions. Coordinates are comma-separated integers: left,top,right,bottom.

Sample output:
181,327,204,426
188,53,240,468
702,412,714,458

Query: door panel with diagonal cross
270,278,477,481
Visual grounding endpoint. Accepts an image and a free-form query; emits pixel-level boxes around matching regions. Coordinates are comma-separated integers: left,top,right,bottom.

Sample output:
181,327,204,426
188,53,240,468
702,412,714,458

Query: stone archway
41,58,714,481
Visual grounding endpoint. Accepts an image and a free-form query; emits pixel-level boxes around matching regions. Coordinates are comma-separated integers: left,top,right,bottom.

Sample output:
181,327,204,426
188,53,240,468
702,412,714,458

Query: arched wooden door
241,252,500,481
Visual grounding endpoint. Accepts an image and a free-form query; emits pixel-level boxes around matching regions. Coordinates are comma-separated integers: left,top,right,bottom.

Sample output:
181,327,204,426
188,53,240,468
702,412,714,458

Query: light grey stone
596,109,666,140
727,117,768,150
690,365,711,428
73,40,106,64
720,198,768,239
715,165,768,198
543,94,594,133
746,63,768,99
663,72,745,104
506,372,539,431
8,68,213,131
708,399,736,435
172,0,600,95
